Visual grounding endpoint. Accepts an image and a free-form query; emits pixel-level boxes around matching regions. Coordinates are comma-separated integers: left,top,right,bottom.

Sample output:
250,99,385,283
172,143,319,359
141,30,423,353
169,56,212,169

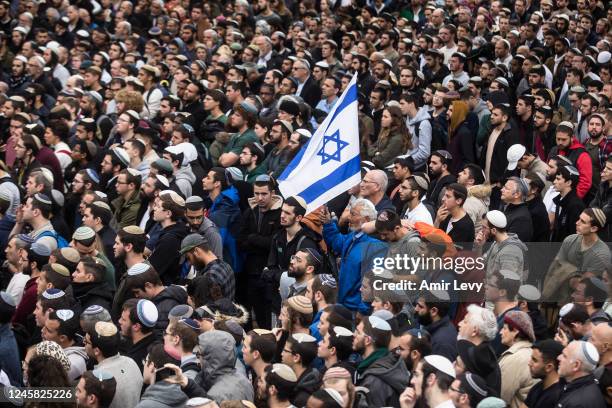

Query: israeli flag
278,73,360,214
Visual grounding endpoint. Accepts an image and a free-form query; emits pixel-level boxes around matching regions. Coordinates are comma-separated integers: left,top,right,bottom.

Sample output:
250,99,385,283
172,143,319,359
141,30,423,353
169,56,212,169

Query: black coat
297,76,322,109
589,182,612,241
527,198,551,242
152,285,188,331
504,202,534,242
149,221,189,285
72,281,114,312
449,121,477,175
551,191,585,242
556,374,607,408
480,122,521,184
237,197,283,277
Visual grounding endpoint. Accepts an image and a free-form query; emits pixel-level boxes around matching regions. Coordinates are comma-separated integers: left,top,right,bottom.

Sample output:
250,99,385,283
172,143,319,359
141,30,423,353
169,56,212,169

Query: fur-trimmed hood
198,299,249,325
468,183,492,200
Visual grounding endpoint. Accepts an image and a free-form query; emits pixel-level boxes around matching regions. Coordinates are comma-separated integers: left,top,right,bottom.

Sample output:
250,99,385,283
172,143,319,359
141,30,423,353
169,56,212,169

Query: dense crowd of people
0,0,611,407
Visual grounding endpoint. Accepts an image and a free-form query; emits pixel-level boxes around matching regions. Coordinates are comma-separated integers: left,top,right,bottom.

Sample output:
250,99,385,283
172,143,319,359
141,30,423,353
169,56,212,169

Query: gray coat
196,330,254,404
135,381,188,408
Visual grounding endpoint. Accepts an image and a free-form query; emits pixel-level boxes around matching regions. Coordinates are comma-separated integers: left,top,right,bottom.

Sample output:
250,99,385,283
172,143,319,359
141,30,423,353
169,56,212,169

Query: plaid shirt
587,136,612,169
198,259,235,300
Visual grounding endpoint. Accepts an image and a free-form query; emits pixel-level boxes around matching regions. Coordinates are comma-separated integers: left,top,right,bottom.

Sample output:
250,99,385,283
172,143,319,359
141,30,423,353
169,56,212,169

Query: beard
589,130,603,140
115,248,126,262
287,266,305,279
417,311,433,326
23,262,32,276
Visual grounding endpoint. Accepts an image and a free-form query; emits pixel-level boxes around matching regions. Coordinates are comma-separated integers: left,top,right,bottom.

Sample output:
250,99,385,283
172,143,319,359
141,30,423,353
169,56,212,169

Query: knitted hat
30,241,51,257
94,321,118,337
60,247,81,264
42,288,65,300
136,299,158,327
169,305,193,320
503,310,535,342
323,366,351,382
127,263,151,276
35,341,71,372
287,296,313,314
49,263,69,277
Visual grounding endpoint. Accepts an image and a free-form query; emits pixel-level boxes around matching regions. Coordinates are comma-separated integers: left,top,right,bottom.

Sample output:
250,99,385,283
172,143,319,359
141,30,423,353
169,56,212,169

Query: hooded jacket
407,107,432,168
484,233,528,278
357,350,410,407
72,281,114,312
135,381,188,408
472,98,490,123
465,184,491,234
64,346,88,382
323,221,387,314
208,186,243,274
293,367,322,407
149,221,188,285
152,285,188,330
550,139,593,199
194,330,254,404
237,195,283,277
174,165,197,198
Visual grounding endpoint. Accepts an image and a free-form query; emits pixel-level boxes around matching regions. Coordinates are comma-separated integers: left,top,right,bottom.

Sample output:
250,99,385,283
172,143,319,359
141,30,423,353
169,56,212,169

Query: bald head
590,323,612,364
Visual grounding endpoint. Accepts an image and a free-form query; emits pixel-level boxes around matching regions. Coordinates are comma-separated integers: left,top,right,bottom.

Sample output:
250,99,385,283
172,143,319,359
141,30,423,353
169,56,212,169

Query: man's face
82,207,97,229
556,132,572,149
588,118,604,139
449,57,462,72
528,348,549,379
41,318,61,343
115,174,131,196
34,300,48,328
500,180,519,203
575,212,595,236
288,251,308,278
72,262,92,283
601,161,612,182
253,185,272,209
25,176,39,197
280,203,297,227
429,156,444,177
202,171,218,192
118,309,132,337
113,236,126,260
185,208,204,231
557,343,577,379
553,173,570,193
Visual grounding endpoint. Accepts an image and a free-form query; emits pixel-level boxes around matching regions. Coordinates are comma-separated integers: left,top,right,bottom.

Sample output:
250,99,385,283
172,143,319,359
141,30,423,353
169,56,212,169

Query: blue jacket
0,324,22,386
322,222,386,314
208,186,243,274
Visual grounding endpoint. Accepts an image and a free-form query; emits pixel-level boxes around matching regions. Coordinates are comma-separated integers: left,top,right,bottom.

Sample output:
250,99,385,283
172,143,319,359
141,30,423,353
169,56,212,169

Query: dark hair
265,364,296,401
81,370,117,408
310,388,343,407
421,360,454,391
311,274,338,305
362,317,391,349
284,196,306,217
117,228,147,254
147,343,180,382
209,167,229,191
48,308,80,342
322,305,353,331
80,256,106,282
41,264,71,290
286,335,318,366
244,142,265,165
246,330,277,363
490,270,520,300
187,274,224,307
122,298,154,334
159,194,185,221
85,203,112,226
126,265,163,291
27,355,71,388
532,339,564,370
327,328,353,361
39,293,70,315
25,245,50,273
89,328,120,358
119,168,142,190
30,194,52,219
46,119,70,141
170,320,199,352
21,134,40,156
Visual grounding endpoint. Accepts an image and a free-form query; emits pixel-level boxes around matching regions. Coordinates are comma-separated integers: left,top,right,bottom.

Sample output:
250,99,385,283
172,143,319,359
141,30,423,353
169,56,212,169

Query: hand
436,204,449,222
474,230,486,246
272,327,285,342
399,387,417,408
162,364,188,388
400,219,415,230
554,328,569,347
321,206,332,224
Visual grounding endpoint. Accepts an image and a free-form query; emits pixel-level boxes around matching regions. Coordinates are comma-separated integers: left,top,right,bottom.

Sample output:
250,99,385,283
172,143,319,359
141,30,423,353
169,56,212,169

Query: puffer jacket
465,184,491,234
191,330,254,404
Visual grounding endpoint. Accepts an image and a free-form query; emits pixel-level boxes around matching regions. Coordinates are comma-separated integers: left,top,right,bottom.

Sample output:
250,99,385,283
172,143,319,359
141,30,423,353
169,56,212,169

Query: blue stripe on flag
297,155,361,202
278,82,358,182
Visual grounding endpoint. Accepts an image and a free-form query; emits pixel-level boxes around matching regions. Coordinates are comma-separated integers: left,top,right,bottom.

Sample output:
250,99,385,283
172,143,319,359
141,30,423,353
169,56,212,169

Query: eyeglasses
283,348,296,354
450,386,466,394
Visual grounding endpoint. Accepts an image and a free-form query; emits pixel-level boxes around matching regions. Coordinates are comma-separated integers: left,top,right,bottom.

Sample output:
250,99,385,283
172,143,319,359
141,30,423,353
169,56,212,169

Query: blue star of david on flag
317,129,349,165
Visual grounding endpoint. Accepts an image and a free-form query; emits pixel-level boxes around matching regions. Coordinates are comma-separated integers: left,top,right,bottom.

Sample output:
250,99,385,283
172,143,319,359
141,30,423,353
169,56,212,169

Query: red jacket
12,277,37,326
557,139,593,199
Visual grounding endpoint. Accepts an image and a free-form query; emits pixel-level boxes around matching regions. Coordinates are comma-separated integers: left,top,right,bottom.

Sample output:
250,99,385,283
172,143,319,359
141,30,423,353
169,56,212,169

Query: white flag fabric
278,73,360,214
